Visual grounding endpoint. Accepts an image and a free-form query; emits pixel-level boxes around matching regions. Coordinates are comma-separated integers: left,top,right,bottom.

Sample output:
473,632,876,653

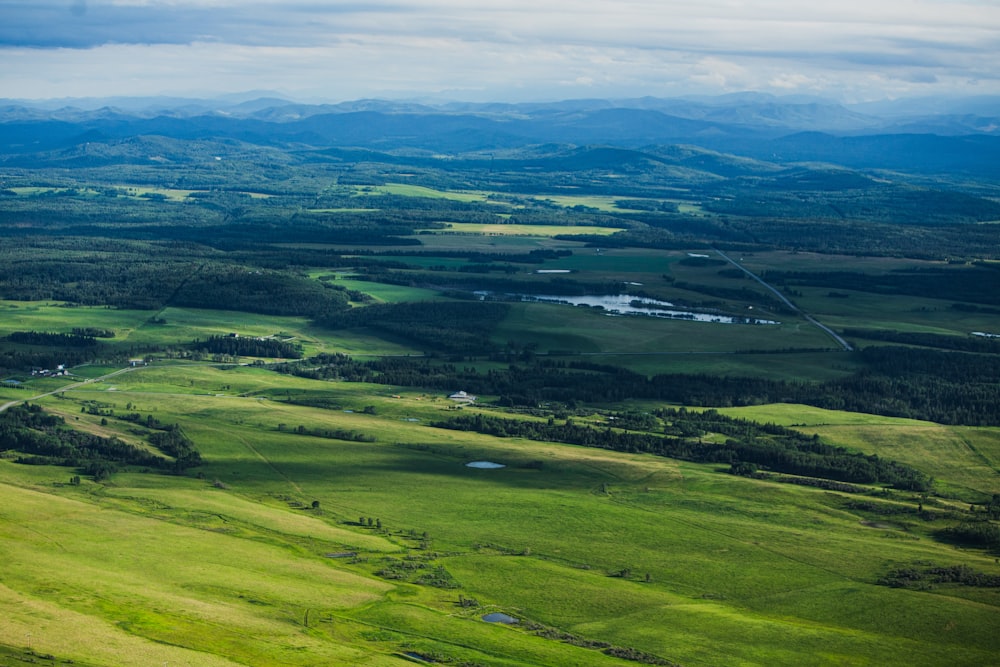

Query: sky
1,0,999,103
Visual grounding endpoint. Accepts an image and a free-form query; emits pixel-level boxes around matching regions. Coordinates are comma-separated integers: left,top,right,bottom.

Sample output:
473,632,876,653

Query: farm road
0,366,140,414
713,248,854,352
0,361,247,414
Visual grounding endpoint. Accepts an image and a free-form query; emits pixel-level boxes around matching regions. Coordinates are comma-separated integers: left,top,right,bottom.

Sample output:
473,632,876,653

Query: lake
476,292,778,324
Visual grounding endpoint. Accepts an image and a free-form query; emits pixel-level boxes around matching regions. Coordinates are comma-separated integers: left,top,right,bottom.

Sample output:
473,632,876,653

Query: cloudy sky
1,0,998,103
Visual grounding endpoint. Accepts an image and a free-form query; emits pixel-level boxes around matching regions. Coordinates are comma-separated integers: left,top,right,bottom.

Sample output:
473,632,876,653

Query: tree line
6,331,100,348
270,347,1000,426
432,411,932,490
193,335,303,359
841,328,1000,353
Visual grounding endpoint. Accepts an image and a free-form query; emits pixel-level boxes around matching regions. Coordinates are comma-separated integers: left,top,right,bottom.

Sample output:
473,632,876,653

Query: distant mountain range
0,93,998,177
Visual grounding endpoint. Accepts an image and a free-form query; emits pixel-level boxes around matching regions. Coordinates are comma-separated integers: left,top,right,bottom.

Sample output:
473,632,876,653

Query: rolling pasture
2,359,999,666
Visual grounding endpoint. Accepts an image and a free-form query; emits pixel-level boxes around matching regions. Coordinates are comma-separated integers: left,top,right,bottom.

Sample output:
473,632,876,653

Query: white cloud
0,1,998,101
769,73,814,90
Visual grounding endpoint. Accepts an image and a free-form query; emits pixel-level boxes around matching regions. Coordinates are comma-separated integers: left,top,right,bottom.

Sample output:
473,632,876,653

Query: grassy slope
2,364,997,666
718,404,1000,502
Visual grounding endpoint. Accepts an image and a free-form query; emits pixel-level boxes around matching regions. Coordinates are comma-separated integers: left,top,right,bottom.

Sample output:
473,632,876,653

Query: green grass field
2,361,998,666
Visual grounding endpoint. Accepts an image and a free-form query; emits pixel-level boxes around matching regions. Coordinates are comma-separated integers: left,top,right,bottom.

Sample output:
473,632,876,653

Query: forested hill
1,95,998,178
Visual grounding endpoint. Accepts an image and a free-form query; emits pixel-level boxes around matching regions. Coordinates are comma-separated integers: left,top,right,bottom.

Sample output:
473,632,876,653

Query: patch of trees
526,622,678,666
148,427,202,471
740,470,869,494
374,556,458,589
432,411,932,490
278,422,376,443
0,403,203,476
879,564,1000,589
115,412,163,427
172,266,350,318
601,647,677,666
981,494,1000,520
938,521,1000,550
0,189,220,230
762,265,1000,306
193,335,303,359
6,331,99,348
614,199,679,214
317,301,510,354
0,403,165,476
841,328,1000,353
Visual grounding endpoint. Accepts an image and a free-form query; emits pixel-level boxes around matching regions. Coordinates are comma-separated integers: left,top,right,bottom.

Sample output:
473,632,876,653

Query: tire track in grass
955,431,1000,478
238,432,302,494
205,424,303,495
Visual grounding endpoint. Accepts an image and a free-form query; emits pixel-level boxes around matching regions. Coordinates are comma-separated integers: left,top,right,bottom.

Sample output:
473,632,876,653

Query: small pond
482,612,519,624
466,461,506,469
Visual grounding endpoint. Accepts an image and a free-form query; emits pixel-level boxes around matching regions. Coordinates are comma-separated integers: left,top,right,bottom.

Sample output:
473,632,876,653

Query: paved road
713,248,854,352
